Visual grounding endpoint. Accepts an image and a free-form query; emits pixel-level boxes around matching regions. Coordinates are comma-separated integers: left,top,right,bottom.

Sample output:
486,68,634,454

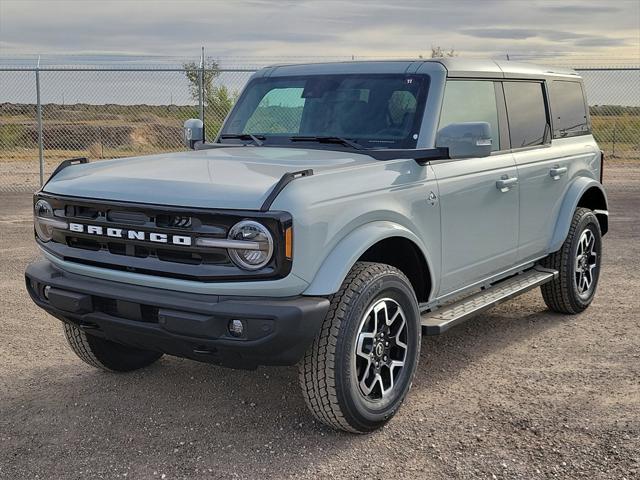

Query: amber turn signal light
285,226,293,259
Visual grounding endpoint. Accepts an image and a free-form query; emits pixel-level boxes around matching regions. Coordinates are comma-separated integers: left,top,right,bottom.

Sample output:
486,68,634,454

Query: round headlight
227,220,274,270
34,199,55,242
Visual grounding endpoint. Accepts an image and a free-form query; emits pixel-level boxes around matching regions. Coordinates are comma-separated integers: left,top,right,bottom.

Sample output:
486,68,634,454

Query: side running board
421,267,558,335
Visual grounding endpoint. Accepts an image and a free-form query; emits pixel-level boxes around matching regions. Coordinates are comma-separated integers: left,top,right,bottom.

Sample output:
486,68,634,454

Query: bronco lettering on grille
68,223,192,246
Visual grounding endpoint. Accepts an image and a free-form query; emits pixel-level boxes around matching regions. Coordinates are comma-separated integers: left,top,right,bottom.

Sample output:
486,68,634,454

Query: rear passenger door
431,80,519,296
505,81,570,262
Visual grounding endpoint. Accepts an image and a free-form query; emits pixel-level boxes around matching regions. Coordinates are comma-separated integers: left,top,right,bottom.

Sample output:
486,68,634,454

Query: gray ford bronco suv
26,59,608,433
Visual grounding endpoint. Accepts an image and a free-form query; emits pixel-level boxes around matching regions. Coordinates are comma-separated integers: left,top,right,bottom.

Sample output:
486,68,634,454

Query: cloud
462,28,539,40
543,5,620,14
574,37,629,47
0,0,637,62
461,27,632,50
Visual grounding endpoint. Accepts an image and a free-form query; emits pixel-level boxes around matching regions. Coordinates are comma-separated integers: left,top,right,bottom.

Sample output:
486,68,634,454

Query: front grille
156,214,193,228
68,236,101,251
37,194,292,281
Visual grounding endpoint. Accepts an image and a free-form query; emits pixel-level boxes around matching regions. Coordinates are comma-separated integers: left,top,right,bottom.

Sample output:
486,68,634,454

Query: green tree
428,46,457,58
206,84,238,121
183,58,221,103
183,57,238,122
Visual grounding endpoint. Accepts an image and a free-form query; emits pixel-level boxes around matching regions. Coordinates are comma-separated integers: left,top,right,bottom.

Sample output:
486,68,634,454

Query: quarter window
549,81,589,138
438,80,500,151
503,82,549,148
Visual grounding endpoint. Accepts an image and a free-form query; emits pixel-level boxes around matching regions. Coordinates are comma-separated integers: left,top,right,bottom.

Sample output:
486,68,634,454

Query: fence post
198,46,205,123
612,118,617,158
35,56,45,186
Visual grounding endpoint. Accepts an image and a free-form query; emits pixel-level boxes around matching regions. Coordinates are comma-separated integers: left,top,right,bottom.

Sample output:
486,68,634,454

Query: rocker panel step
421,268,557,335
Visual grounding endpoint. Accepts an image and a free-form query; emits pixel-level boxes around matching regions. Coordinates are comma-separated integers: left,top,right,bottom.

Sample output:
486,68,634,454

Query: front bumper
25,259,329,370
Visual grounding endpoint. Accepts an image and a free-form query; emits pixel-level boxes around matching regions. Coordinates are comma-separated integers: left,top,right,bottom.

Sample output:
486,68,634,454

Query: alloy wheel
575,229,598,298
353,298,408,401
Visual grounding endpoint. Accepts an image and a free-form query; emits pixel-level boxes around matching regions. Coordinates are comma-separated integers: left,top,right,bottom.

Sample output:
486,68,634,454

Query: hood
43,146,378,210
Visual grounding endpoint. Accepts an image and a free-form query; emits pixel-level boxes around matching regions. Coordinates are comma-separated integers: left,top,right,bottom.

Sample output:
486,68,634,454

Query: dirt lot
0,162,638,479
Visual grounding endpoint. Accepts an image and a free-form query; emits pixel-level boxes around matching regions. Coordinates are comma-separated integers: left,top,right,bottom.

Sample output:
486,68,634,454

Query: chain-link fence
0,63,638,192
0,65,255,192
577,68,640,159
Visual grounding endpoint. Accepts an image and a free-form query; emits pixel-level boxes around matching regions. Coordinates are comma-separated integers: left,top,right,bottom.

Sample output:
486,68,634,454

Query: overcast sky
1,0,638,62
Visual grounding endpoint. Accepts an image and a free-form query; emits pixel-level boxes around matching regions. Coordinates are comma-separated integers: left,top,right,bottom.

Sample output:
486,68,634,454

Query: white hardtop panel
437,58,578,79
263,60,446,77
257,58,580,81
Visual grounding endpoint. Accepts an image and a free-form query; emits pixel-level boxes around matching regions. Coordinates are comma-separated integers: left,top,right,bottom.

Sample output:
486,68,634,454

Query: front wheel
63,323,163,372
299,262,421,433
541,207,602,314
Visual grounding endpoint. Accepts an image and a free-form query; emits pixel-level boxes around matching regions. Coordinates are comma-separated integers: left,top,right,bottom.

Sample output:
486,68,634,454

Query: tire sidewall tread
299,262,421,433
541,207,602,314
63,323,162,372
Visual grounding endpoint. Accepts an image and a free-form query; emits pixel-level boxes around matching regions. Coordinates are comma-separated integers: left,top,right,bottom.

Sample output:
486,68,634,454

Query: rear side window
549,81,589,138
503,82,549,148
439,80,500,151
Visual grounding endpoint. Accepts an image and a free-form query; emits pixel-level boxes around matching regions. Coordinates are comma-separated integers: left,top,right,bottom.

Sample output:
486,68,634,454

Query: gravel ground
0,161,638,480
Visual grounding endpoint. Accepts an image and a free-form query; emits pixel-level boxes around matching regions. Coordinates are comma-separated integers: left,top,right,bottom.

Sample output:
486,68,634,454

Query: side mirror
183,118,204,150
436,122,493,159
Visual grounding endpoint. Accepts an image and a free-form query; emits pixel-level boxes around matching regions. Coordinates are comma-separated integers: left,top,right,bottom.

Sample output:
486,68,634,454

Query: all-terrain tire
63,323,163,372
540,207,602,314
299,262,421,433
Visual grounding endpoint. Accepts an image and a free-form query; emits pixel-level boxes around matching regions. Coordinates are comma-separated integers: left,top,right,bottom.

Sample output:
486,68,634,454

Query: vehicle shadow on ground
2,301,571,476
416,302,570,389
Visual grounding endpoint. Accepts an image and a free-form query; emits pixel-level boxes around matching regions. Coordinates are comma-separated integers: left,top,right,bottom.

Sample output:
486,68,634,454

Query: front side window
438,80,500,151
504,82,549,148
549,80,589,138
222,74,429,149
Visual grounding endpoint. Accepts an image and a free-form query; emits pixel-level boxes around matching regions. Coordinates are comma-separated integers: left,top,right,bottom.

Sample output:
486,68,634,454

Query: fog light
228,319,244,337
43,285,51,300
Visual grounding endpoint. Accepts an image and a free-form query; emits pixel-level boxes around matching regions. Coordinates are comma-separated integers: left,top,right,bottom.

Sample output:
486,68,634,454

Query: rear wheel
299,262,421,433
63,323,163,372
541,207,602,314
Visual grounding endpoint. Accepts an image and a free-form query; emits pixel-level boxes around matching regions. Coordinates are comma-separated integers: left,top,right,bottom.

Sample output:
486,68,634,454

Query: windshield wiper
219,133,265,146
289,136,364,150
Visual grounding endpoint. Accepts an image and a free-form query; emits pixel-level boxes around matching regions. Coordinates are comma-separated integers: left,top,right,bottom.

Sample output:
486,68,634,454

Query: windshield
220,74,429,149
